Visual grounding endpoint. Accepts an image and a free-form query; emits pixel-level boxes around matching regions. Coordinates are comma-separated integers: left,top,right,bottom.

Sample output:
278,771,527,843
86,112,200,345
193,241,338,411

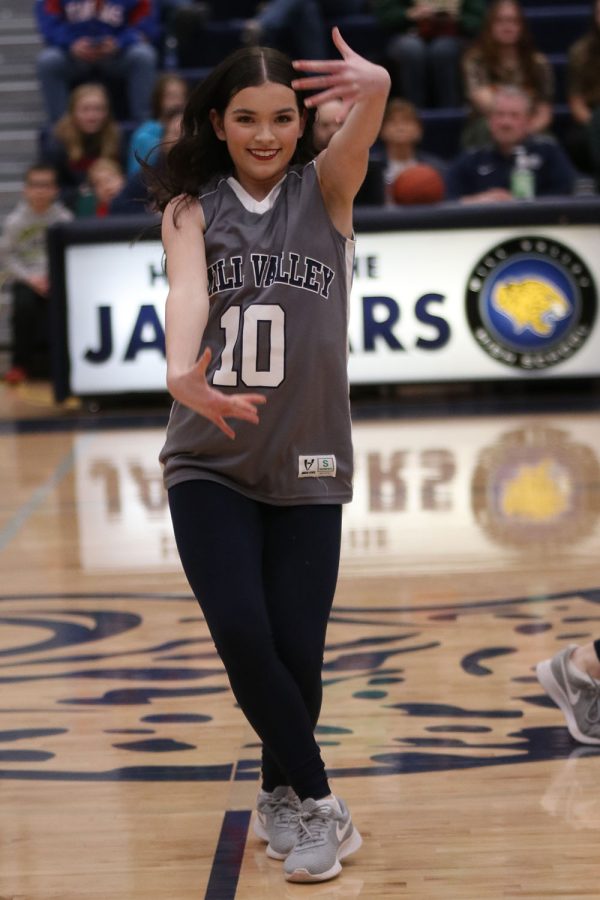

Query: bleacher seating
522,5,589,53
166,0,591,147
35,0,597,187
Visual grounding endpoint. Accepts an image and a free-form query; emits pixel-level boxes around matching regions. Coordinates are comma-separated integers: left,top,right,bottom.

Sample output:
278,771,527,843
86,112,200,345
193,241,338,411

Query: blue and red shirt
36,0,159,50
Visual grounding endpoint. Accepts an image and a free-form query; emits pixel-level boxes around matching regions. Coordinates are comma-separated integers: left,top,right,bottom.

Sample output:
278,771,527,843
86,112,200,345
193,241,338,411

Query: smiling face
72,86,109,135
210,81,305,199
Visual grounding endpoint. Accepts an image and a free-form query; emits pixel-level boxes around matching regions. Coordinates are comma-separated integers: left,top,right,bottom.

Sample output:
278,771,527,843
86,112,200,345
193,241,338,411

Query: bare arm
292,28,390,236
162,197,266,439
163,197,209,383
469,85,496,116
528,101,553,135
460,188,513,204
569,93,592,126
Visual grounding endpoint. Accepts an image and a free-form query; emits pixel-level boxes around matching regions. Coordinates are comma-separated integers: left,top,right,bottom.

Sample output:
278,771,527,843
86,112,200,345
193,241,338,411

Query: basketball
391,163,445,205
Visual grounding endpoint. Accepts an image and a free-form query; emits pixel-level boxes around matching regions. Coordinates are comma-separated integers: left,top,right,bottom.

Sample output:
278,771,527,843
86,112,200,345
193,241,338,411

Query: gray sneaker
283,797,362,883
253,786,301,860
536,645,600,745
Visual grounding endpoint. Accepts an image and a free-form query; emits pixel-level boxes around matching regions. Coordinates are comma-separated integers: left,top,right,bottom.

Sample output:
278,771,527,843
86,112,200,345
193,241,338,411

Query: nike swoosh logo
336,820,351,842
562,659,581,704
477,165,495,176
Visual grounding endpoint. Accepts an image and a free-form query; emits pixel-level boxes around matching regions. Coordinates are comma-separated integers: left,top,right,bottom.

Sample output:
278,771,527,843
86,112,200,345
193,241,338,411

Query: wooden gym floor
1,380,600,899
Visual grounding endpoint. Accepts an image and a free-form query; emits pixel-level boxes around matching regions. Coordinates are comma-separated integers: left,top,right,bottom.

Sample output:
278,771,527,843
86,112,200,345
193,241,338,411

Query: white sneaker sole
536,659,600,745
284,826,363,883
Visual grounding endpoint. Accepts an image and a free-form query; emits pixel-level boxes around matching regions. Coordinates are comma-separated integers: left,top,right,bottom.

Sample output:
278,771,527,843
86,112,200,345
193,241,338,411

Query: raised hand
291,27,390,110
168,348,266,440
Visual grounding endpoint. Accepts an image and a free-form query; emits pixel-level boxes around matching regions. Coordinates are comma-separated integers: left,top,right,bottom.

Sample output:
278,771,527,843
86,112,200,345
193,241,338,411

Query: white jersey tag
298,455,337,478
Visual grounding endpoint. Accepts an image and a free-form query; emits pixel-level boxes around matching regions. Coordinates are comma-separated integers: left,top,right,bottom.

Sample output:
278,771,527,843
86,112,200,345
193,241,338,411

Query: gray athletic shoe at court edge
536,645,600,745
283,796,362,883
253,786,301,859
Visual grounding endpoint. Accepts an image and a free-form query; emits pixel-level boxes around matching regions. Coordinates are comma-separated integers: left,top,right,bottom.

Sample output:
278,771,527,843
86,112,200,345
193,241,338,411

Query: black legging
12,281,49,375
168,479,342,801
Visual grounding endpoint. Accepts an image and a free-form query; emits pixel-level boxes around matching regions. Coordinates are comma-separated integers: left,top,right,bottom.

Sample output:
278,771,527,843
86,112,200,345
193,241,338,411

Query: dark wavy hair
144,45,316,215
466,0,541,94
575,1,600,89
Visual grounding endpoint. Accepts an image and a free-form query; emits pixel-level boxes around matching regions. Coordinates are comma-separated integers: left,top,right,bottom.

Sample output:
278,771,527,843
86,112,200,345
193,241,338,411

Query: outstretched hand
291,27,390,110
168,348,266,440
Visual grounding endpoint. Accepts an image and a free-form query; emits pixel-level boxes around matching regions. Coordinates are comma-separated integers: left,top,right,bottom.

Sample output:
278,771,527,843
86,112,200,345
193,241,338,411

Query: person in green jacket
372,0,486,107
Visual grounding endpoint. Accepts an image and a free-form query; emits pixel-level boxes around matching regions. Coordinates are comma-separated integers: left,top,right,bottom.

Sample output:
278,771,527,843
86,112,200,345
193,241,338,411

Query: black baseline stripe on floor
205,809,251,900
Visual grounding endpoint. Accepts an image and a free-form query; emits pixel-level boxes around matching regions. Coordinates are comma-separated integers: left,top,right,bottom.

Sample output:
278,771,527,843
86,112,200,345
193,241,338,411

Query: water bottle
510,145,535,200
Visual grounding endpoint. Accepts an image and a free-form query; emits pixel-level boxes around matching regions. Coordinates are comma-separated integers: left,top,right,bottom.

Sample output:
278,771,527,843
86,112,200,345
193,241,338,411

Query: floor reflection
63,412,600,575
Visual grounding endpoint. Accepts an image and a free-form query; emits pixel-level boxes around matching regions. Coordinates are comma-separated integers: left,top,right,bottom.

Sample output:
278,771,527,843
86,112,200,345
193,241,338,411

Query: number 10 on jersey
213,304,285,388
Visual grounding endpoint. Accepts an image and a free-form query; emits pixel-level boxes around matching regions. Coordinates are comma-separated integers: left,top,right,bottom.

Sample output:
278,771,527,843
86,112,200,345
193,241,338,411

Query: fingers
292,27,353,71
196,347,212,375
292,59,346,75
211,392,267,439
331,26,353,58
292,73,348,91
227,395,265,423
215,415,235,440
304,84,360,109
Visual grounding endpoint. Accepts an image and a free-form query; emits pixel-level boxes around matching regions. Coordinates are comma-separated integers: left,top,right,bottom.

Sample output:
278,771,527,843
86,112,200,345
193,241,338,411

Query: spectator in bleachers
378,98,446,199
111,109,183,213
312,97,351,151
35,0,159,124
372,1,486,108
41,83,122,211
310,97,386,204
127,73,188,176
80,158,127,216
243,1,365,60
461,0,554,149
0,165,73,385
445,86,575,202
566,0,600,188
171,1,227,69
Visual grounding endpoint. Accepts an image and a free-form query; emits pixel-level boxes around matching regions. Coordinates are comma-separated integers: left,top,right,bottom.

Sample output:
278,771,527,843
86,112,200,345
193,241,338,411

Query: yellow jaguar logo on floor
493,279,571,336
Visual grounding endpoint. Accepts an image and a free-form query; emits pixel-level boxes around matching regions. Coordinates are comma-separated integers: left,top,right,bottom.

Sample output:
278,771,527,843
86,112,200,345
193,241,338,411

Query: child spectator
461,0,554,149
0,165,73,384
566,0,600,188
112,110,183,214
379,98,446,201
41,83,122,210
312,97,352,152
127,73,187,176
312,98,386,204
82,158,127,216
35,0,159,124
372,0,486,108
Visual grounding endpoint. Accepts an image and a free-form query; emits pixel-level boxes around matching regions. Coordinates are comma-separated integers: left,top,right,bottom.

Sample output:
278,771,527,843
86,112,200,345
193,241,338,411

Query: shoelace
295,805,335,849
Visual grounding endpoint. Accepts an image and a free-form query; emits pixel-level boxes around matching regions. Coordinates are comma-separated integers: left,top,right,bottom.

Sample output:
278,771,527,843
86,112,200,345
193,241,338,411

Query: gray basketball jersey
160,161,354,505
